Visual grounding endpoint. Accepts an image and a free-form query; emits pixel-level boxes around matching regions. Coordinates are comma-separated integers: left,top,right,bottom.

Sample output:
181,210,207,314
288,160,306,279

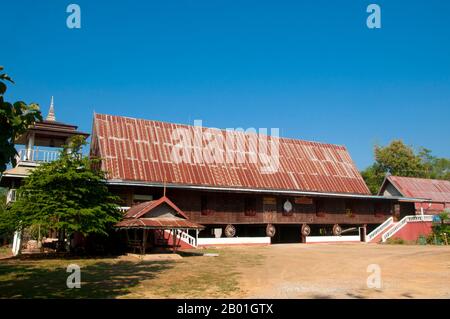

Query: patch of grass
0,247,266,298
0,258,175,298
130,248,265,298
0,246,11,258
385,237,406,245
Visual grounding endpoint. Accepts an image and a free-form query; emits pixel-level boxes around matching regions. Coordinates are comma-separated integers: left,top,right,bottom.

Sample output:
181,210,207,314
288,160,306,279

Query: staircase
365,217,395,243
366,215,434,243
163,229,198,249
381,215,433,242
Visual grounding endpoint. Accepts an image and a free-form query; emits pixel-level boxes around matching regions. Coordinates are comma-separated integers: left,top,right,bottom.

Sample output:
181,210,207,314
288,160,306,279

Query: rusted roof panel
387,176,450,203
116,218,204,229
124,196,188,219
93,113,370,195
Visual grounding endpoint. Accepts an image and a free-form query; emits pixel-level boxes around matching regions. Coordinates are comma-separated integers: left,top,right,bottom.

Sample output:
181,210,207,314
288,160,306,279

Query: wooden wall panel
112,186,394,225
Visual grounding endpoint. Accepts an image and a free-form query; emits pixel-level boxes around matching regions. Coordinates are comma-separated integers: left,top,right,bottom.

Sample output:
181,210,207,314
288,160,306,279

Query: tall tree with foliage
362,140,450,194
0,188,14,244
9,136,122,249
362,140,428,194
418,148,450,180
0,66,42,173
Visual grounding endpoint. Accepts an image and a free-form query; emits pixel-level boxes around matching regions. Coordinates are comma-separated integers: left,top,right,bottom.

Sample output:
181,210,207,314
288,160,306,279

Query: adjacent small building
0,98,90,203
379,175,450,215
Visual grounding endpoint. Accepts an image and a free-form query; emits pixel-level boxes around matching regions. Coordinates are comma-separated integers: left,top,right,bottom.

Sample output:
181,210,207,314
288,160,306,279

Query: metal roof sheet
92,113,370,195
115,218,204,229
386,176,450,203
124,196,188,219
117,196,203,229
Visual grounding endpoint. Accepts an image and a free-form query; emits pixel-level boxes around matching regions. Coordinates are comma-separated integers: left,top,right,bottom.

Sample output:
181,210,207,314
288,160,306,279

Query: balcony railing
16,148,60,164
119,207,131,213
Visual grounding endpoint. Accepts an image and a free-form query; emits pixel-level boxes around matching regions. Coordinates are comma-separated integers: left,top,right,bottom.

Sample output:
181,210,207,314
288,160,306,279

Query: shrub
385,237,405,245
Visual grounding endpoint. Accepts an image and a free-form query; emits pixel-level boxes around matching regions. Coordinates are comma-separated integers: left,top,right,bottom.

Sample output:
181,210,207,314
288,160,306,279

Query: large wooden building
90,113,422,244
1,106,433,249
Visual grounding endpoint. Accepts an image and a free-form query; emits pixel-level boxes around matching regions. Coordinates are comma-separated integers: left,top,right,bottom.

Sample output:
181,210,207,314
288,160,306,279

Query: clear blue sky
3,0,450,169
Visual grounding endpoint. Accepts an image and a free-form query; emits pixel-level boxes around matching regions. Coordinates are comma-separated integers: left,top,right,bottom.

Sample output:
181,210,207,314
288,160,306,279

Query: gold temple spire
46,96,56,121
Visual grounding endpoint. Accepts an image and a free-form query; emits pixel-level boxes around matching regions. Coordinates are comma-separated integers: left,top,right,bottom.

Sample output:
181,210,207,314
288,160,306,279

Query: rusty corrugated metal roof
115,218,204,229
387,175,450,203
117,196,203,229
92,113,370,195
124,196,188,219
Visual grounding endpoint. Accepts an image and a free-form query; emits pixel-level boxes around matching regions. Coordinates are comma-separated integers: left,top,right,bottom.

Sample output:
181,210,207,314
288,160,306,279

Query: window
315,200,326,217
345,201,354,218
244,197,257,216
374,201,388,217
201,195,211,216
263,196,277,213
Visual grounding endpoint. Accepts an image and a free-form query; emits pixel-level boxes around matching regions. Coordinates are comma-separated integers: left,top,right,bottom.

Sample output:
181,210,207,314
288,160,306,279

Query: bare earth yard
0,244,449,299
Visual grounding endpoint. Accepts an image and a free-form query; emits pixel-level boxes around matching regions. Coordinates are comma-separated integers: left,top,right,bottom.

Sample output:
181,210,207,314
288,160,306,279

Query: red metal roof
386,176,450,203
92,113,370,195
124,196,188,219
117,196,204,229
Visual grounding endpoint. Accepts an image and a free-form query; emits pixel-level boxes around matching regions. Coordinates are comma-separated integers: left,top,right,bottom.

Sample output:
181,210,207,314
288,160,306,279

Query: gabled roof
124,196,188,219
92,113,371,195
380,175,450,203
116,218,203,229
116,196,204,229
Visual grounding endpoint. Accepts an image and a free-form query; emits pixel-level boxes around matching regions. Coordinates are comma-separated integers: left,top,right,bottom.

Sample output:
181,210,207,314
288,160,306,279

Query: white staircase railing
365,217,394,242
382,215,433,242
165,229,197,247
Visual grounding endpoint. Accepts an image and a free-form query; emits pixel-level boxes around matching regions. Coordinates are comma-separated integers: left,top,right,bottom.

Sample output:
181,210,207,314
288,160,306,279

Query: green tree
418,147,450,180
9,136,122,250
361,164,383,195
362,140,428,194
0,66,42,173
429,212,450,245
0,188,14,244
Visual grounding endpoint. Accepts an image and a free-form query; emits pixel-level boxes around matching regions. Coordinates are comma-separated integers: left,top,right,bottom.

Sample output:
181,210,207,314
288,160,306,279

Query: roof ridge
94,112,347,149
391,175,450,183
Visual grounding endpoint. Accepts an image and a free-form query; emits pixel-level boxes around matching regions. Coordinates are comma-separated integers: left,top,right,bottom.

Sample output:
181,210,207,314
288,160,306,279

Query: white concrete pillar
26,133,35,161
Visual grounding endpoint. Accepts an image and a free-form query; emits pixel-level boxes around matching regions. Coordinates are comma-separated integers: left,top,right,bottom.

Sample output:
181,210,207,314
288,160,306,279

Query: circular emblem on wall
332,224,342,236
301,224,311,236
224,224,236,238
283,200,293,213
266,224,276,237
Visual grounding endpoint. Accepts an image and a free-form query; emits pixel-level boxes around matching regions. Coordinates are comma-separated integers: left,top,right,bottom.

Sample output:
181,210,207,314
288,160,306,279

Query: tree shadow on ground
346,292,366,299
0,259,175,298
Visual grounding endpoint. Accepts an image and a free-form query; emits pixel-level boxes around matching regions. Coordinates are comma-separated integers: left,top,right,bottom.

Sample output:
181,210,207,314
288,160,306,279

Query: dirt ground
233,244,450,299
0,243,449,298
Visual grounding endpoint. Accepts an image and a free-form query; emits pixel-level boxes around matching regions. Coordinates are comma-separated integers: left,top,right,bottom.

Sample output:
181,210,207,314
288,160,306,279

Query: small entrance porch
115,196,204,254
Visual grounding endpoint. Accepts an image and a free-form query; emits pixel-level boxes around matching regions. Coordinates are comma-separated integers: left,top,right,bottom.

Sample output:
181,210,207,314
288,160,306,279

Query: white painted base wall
12,231,22,256
305,235,361,243
197,237,271,246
